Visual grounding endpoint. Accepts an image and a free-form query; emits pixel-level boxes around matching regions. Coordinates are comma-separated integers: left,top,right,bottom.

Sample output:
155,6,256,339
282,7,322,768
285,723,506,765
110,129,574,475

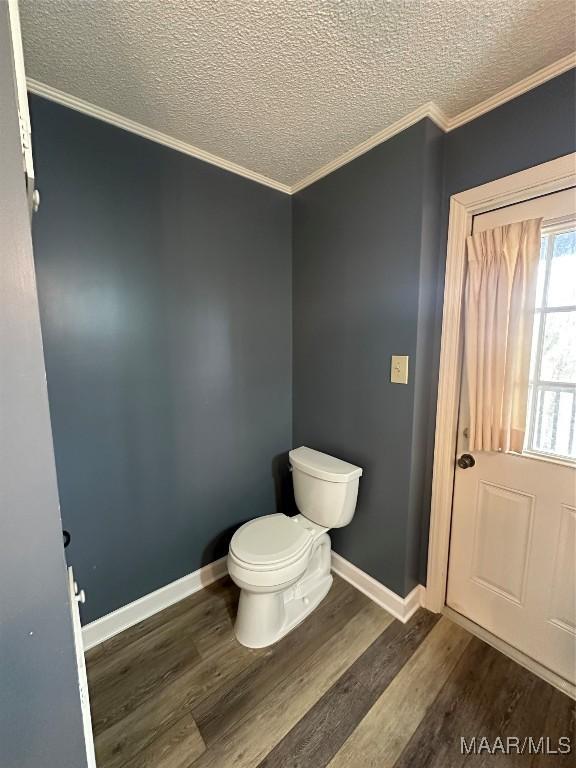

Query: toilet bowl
228,447,363,648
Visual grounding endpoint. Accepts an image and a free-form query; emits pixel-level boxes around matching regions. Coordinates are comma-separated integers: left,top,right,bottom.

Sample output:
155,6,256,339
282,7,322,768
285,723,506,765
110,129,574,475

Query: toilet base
233,534,332,648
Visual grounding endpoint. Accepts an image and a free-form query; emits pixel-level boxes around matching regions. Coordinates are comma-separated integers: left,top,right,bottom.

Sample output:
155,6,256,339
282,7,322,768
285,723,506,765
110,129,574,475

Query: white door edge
68,567,97,768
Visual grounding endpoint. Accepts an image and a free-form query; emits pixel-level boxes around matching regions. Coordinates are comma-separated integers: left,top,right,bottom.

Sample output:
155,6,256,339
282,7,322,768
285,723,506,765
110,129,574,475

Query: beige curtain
465,217,542,453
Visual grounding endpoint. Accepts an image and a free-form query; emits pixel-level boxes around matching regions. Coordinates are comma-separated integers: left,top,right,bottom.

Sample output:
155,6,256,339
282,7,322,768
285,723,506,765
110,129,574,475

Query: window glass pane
557,391,576,459
546,230,576,307
533,389,557,452
524,228,576,462
532,388,576,459
540,311,576,383
529,311,541,381
535,235,548,308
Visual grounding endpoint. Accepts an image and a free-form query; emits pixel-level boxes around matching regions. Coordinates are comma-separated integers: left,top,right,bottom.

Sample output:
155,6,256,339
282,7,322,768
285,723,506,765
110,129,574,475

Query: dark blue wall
30,96,292,623
293,119,444,596
444,69,576,197
30,70,576,619
293,70,576,595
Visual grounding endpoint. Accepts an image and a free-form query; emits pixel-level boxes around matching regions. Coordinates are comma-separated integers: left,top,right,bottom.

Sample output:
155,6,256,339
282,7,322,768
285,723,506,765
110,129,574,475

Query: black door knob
457,453,476,469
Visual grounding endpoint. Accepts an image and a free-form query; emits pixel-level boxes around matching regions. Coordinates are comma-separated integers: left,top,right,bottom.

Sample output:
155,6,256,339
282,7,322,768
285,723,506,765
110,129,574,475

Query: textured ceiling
20,0,576,186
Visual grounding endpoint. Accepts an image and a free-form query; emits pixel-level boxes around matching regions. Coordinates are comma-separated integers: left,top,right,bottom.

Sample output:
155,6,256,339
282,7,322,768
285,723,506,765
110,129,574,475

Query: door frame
425,152,576,614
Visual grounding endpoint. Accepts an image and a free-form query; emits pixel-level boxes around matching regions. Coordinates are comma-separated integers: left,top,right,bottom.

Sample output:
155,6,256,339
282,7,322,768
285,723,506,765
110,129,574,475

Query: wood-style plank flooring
87,575,575,768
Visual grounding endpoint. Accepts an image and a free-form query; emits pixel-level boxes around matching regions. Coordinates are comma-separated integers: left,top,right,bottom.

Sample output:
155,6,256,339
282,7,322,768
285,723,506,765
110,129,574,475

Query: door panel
447,187,576,684
548,505,576,634
471,481,534,604
448,450,575,681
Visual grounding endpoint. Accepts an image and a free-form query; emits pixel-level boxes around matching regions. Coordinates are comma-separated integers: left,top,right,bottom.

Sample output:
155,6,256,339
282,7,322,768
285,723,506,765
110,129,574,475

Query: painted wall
294,69,576,596
0,9,88,767
444,69,576,198
30,69,575,624
293,119,444,597
30,96,292,623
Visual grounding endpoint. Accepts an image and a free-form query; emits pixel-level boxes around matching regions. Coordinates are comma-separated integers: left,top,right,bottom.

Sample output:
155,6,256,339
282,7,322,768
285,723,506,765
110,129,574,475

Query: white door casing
426,155,576,689
427,154,576,614
446,189,576,684
447,188,576,683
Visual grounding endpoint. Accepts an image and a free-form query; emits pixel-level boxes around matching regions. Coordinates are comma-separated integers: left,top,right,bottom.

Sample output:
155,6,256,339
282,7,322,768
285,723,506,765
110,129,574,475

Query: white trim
290,102,449,193
425,153,576,614
28,54,575,195
8,1,34,187
81,557,228,651
292,54,575,192
445,52,576,131
68,567,97,768
26,80,291,195
444,607,575,700
83,550,423,651
331,552,425,623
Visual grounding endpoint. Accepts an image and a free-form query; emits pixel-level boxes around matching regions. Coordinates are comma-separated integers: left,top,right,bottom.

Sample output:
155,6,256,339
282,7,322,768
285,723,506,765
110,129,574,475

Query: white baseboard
82,557,228,651
83,550,423,650
331,552,425,623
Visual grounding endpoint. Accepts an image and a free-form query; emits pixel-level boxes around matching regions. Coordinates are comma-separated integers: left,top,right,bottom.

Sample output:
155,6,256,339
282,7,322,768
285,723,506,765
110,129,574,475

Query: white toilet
227,446,363,648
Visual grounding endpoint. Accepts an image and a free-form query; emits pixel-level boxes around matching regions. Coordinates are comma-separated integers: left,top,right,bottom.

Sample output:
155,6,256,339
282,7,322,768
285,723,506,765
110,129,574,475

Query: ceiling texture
20,0,576,189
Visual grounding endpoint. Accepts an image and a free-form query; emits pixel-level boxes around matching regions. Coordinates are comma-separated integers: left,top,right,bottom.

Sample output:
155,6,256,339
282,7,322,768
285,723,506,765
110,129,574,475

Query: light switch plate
391,355,409,384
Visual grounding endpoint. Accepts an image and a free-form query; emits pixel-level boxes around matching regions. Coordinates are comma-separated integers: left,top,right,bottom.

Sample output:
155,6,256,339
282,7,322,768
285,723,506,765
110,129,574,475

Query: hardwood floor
87,575,575,768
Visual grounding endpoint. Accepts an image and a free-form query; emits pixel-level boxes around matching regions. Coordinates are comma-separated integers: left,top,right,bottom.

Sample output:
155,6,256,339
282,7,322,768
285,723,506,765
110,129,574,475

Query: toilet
227,446,363,648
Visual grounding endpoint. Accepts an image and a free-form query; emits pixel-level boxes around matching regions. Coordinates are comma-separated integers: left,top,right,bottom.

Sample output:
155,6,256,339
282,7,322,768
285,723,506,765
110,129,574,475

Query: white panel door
447,187,576,684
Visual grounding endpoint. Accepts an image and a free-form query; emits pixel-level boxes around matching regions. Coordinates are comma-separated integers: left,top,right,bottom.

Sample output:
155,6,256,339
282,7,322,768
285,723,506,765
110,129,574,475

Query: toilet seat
230,514,314,571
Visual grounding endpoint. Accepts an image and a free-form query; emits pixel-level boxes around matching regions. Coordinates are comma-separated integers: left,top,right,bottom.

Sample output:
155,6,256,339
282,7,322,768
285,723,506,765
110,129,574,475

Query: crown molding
28,52,575,196
26,79,291,195
444,51,576,131
290,102,449,193
290,53,575,192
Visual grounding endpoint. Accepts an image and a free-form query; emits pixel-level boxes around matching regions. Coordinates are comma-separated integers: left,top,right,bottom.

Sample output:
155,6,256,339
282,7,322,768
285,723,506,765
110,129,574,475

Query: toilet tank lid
289,447,363,483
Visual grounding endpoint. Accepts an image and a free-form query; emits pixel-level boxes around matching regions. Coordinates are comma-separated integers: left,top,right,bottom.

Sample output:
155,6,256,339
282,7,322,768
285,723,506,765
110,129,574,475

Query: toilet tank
289,447,363,528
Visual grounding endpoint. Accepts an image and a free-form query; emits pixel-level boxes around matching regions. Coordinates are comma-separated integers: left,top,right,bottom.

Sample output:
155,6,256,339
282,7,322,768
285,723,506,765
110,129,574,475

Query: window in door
525,223,576,462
